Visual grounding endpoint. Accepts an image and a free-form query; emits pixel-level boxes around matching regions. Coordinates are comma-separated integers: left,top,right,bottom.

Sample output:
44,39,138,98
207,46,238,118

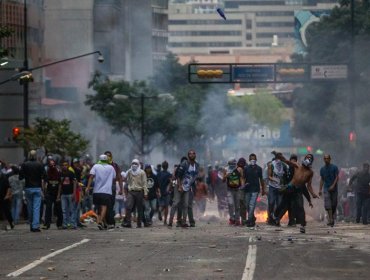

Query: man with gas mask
122,159,148,228
243,154,265,228
273,152,319,233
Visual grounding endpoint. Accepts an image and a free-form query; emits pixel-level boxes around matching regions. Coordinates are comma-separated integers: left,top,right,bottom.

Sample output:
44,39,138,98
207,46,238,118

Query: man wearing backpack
223,158,245,226
169,150,199,227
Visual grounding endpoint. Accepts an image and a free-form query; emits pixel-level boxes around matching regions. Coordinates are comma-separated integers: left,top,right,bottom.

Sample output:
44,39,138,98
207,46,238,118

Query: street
1,217,369,280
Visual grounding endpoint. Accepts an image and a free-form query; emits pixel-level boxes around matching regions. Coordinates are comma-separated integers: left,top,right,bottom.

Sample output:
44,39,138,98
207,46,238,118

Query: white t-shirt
90,163,116,195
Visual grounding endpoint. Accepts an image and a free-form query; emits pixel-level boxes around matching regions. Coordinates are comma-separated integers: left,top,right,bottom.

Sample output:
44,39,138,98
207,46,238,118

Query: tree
0,26,13,58
291,1,370,163
19,118,89,159
229,89,285,129
86,72,177,156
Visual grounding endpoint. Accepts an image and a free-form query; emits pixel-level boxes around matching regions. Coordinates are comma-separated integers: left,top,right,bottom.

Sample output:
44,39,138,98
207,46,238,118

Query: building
168,0,337,54
0,0,44,162
94,0,169,81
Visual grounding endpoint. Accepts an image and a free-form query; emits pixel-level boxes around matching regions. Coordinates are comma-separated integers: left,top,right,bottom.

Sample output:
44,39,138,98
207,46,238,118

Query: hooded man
122,159,148,228
87,154,116,230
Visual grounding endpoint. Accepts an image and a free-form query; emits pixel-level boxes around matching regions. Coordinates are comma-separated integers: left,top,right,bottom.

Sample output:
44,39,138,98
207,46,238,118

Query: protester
157,161,172,225
43,160,62,229
8,165,24,225
349,163,370,225
194,177,208,218
0,171,14,230
275,152,319,233
122,159,148,228
144,164,159,226
87,155,116,230
58,160,77,229
223,158,244,226
319,154,339,227
243,154,265,228
20,150,46,232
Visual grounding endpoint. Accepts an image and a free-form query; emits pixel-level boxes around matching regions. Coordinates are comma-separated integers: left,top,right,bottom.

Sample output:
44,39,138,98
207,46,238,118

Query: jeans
82,194,93,213
227,188,240,222
268,186,282,222
144,198,157,223
244,192,258,222
11,193,23,224
61,194,76,228
169,187,189,225
115,199,125,216
25,188,42,230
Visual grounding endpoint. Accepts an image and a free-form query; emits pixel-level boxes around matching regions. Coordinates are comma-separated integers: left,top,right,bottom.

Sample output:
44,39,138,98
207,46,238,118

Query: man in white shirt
86,154,116,230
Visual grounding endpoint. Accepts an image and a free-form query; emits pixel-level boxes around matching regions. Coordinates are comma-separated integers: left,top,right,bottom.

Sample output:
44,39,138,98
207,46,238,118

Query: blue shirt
320,164,339,191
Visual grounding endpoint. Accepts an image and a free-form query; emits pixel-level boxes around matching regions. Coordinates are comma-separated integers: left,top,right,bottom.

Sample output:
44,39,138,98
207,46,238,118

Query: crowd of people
0,149,369,233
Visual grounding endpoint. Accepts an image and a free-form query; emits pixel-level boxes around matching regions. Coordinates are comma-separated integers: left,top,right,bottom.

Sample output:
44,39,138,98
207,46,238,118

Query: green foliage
292,1,370,161
19,118,89,159
229,89,284,129
86,72,177,155
0,26,14,58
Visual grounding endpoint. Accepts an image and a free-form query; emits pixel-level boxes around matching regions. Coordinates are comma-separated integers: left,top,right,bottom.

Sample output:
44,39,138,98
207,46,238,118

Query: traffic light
349,131,356,142
19,72,33,85
197,69,223,79
12,127,20,141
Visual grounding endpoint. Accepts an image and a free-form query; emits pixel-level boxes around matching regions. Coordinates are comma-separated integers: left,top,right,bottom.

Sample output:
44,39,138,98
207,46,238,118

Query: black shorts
93,193,111,206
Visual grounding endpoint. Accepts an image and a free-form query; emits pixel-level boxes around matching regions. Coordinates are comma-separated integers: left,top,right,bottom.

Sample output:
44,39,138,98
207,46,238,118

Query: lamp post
349,0,356,162
23,0,29,129
113,92,174,159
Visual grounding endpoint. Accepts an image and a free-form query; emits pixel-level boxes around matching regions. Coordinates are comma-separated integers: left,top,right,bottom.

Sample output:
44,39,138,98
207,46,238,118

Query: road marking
242,244,257,280
7,238,90,277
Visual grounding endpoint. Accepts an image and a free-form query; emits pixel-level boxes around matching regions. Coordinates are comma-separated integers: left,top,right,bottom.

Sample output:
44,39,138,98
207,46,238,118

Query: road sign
310,64,348,80
232,65,274,82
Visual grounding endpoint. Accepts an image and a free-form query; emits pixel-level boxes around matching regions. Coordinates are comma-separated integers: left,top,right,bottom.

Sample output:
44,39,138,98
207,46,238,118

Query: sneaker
107,224,115,230
97,223,104,230
300,226,306,234
228,219,235,225
10,222,15,230
121,223,132,228
167,223,173,228
42,225,50,230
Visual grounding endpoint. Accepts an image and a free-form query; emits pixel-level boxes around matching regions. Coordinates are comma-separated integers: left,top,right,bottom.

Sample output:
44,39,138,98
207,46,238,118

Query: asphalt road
1,217,369,280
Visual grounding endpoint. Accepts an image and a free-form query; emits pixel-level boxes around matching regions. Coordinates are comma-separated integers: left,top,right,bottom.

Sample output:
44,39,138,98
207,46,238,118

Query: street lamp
113,92,174,159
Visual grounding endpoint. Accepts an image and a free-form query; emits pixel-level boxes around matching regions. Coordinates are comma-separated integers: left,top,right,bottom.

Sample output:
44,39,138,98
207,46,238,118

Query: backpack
227,168,241,188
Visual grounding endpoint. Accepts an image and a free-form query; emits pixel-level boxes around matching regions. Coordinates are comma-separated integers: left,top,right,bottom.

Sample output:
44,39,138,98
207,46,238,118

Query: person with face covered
319,154,339,227
223,158,245,226
143,164,159,226
122,159,148,228
274,152,319,233
267,153,289,225
42,160,62,229
243,154,265,227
